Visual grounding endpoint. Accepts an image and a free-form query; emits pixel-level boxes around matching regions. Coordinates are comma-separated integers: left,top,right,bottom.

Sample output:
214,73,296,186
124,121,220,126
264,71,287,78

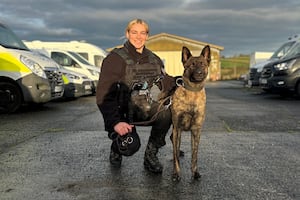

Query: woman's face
126,23,148,53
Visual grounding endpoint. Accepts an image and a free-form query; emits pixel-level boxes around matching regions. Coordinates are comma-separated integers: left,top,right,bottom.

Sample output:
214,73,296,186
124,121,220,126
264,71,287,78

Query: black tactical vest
112,47,162,121
112,48,162,90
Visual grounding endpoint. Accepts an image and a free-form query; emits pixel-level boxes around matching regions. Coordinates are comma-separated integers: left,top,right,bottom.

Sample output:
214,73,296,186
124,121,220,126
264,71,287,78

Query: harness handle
130,96,171,126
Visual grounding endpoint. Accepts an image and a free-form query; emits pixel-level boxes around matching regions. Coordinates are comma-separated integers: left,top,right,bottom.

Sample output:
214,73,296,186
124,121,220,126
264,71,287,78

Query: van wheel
296,82,300,97
0,82,23,114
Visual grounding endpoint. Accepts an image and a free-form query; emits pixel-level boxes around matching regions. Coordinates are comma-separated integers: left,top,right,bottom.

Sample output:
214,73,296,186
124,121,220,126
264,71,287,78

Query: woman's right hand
114,122,134,136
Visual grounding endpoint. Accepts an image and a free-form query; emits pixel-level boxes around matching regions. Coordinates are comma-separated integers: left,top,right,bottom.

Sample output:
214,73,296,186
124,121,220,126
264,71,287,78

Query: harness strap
130,96,172,126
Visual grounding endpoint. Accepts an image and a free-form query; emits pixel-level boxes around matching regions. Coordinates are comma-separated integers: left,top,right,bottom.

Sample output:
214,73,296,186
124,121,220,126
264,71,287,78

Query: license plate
248,80,252,86
85,85,92,90
261,78,267,84
54,85,63,92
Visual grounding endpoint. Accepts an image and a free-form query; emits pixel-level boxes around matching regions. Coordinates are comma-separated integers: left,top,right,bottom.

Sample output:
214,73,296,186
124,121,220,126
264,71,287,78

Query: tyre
296,81,300,97
262,88,271,93
0,82,23,114
279,90,293,98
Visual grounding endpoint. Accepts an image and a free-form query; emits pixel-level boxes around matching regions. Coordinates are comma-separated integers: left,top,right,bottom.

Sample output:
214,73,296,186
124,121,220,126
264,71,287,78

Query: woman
96,19,176,173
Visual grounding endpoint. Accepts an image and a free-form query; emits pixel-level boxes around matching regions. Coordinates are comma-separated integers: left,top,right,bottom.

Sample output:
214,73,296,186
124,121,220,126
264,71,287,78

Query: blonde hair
125,19,149,34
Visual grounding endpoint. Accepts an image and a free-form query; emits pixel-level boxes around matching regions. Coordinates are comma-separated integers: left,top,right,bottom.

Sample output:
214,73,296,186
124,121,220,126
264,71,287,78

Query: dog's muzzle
190,69,206,82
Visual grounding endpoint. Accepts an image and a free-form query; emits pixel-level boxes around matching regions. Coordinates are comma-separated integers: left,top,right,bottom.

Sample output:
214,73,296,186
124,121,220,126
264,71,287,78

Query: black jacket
96,41,170,132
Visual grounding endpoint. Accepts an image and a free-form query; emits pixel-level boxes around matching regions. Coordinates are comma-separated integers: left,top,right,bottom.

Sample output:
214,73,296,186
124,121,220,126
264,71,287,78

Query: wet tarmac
0,81,299,200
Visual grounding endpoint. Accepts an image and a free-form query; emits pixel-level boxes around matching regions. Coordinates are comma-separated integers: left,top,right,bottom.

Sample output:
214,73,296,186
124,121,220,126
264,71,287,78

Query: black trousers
108,101,172,150
134,101,172,148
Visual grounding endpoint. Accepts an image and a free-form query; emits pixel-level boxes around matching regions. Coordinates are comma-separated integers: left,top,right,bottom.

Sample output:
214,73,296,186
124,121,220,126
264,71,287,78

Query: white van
0,22,64,113
35,48,99,93
33,50,94,98
24,40,107,67
59,67,93,98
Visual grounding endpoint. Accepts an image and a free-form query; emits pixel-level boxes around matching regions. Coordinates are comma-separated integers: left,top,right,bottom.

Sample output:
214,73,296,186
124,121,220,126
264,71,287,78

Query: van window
68,51,91,65
283,42,300,58
270,41,296,59
51,52,79,67
0,24,28,50
94,55,104,67
78,52,88,60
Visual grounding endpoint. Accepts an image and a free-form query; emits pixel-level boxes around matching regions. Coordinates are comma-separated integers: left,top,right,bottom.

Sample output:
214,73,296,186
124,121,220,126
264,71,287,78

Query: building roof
106,32,224,52
147,32,224,51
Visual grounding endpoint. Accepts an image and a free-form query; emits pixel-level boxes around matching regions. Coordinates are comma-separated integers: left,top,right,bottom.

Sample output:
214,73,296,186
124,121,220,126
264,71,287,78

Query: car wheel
262,88,271,93
296,81,300,97
0,82,23,113
279,91,293,98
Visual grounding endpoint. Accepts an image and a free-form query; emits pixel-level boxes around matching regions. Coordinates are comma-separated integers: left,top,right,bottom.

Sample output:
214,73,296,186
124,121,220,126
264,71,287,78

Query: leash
130,77,204,126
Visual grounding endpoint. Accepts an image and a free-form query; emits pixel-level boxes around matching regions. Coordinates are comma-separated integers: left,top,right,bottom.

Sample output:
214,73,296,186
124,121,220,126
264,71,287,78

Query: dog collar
181,79,204,92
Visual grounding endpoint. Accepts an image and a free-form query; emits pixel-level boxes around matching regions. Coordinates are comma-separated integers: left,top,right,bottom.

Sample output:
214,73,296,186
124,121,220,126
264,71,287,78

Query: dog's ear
201,45,211,65
182,46,192,64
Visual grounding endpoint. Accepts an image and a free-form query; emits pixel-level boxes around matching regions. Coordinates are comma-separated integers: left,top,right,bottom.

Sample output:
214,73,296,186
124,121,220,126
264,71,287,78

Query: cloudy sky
1,0,300,57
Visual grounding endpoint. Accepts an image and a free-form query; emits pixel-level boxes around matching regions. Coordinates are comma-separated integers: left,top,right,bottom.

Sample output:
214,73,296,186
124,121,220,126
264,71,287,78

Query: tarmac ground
0,81,299,200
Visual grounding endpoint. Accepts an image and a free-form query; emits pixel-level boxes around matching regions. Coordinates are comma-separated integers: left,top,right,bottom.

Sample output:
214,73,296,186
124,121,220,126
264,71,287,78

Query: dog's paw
172,173,181,182
192,172,201,180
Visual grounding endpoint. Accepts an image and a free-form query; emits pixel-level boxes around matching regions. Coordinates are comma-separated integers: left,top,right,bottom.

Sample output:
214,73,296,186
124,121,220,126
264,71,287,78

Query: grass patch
222,120,233,133
221,55,250,80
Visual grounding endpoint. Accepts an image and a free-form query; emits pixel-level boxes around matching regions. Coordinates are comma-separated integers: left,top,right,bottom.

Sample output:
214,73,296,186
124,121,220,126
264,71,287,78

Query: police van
0,22,64,113
24,40,107,67
33,48,100,94
33,49,94,98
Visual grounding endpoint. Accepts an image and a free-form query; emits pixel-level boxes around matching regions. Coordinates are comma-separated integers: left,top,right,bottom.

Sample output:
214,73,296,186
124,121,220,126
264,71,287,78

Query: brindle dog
171,45,211,181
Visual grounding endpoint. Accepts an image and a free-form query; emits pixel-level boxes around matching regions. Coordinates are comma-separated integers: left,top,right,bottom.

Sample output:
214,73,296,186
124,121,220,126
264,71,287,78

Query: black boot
144,142,163,173
109,146,122,167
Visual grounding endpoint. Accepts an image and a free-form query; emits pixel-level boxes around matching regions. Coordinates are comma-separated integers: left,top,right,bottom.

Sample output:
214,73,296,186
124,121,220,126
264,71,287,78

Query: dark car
259,42,300,96
248,37,298,87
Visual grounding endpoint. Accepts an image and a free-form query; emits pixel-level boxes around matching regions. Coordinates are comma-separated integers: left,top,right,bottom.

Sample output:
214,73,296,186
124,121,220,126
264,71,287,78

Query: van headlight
20,55,47,79
274,60,296,71
88,69,99,76
64,72,80,80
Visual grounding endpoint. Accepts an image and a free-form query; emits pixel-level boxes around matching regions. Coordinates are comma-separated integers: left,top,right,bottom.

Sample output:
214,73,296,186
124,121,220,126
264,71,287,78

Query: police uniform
96,41,176,173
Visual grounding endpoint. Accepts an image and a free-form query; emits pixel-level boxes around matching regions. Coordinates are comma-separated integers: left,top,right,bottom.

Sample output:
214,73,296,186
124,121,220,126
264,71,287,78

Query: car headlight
20,55,47,79
257,67,264,73
274,60,296,71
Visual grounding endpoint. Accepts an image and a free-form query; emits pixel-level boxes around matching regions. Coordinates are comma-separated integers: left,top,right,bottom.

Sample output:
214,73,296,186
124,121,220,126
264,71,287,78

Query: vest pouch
124,63,161,89
129,84,152,121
